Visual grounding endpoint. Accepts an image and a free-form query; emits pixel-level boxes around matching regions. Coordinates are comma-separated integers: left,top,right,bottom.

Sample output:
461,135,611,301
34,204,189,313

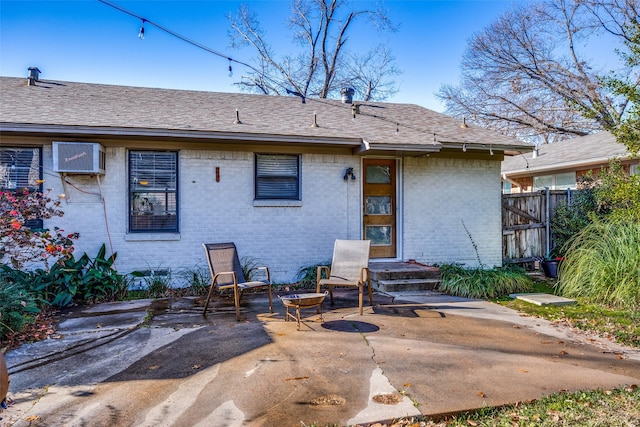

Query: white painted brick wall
402,157,503,268
43,147,361,283
39,145,503,284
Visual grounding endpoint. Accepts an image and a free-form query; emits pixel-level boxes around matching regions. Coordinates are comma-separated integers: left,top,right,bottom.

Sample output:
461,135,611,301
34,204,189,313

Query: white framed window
533,172,576,190
255,154,300,200
502,180,512,195
128,151,178,233
631,164,639,176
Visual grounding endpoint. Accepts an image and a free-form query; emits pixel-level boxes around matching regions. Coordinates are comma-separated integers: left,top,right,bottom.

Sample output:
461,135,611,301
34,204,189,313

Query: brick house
1,74,532,283
501,131,639,194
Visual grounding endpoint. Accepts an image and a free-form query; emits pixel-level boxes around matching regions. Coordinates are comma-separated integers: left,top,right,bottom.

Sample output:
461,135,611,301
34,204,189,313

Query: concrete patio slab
510,293,577,306
2,290,638,427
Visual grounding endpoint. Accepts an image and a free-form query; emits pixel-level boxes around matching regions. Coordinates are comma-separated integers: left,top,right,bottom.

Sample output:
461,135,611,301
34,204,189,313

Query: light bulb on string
138,19,146,39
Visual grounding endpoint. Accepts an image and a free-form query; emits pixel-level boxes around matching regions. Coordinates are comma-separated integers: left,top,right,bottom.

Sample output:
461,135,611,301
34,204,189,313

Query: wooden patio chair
316,239,372,315
202,242,273,321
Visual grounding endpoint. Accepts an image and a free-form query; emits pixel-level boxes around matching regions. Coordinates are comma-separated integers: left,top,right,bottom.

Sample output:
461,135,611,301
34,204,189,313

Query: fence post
545,187,550,257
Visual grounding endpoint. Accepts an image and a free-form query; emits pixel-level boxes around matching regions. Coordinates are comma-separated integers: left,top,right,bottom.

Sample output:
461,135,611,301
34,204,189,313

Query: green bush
594,159,640,222
294,261,331,289
0,278,40,341
439,264,533,299
1,244,126,308
551,186,598,257
557,220,640,309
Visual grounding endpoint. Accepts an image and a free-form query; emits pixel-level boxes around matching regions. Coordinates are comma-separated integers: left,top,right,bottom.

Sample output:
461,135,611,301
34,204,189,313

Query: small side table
280,292,327,330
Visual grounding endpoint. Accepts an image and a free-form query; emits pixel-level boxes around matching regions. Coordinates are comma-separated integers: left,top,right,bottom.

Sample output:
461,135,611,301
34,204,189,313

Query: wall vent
52,141,105,174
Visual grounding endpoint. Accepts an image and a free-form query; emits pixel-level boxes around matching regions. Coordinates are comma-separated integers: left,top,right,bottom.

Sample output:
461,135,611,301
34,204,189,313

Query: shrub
0,278,40,341
550,184,598,257
0,188,78,270
594,158,640,222
1,244,126,308
295,261,331,289
557,220,640,309
439,264,533,299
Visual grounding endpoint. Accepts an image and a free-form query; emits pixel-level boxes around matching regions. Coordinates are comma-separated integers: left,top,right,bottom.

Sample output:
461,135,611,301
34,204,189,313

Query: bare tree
438,0,636,144
228,0,400,101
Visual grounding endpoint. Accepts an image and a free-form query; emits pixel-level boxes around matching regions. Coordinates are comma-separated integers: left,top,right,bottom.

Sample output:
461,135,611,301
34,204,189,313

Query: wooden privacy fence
502,189,575,264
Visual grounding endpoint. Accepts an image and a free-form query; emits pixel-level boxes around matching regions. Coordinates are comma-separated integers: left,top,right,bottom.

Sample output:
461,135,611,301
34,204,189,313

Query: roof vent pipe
341,87,355,104
27,67,41,86
532,148,539,159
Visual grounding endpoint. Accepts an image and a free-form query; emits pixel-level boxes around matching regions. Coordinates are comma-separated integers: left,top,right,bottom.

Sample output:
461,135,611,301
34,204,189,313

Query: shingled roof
0,76,531,156
501,131,632,177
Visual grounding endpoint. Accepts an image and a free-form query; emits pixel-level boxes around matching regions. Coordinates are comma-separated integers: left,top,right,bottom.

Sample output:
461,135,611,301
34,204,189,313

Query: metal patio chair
202,242,273,321
316,239,372,315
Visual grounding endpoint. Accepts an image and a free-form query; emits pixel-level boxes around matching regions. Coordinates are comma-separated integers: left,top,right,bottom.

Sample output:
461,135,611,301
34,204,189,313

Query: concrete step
369,262,441,281
373,278,441,293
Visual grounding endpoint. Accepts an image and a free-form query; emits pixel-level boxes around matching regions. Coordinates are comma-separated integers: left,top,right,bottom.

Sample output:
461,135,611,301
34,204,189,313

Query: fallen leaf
403,383,412,387
477,391,486,397
559,350,568,355
25,416,40,421
519,368,529,373
149,365,160,370
192,364,201,370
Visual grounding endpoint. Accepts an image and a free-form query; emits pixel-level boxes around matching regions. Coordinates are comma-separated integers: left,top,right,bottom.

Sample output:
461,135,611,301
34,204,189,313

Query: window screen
129,151,178,232
255,154,300,200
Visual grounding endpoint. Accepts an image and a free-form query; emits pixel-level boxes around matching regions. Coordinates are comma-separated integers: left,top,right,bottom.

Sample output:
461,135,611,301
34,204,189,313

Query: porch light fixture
490,145,494,155
462,143,467,152
343,167,356,181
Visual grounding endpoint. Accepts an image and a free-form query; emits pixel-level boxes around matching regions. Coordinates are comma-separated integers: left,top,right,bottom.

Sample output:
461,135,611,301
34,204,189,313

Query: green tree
600,8,640,155
594,158,640,221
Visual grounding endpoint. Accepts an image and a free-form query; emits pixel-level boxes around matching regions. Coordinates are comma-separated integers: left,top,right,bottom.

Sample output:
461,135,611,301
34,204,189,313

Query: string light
138,19,145,39
99,0,476,144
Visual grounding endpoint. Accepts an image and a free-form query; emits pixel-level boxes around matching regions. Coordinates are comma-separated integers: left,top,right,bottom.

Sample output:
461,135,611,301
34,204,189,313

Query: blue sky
2,0,534,111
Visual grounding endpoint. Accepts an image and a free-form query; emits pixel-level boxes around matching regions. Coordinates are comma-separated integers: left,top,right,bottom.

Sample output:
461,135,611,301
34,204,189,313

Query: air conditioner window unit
52,141,106,174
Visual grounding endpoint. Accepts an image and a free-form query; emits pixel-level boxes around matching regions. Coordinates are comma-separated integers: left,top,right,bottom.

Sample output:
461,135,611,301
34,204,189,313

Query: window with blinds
129,151,178,232
0,147,44,229
0,147,42,190
255,154,300,200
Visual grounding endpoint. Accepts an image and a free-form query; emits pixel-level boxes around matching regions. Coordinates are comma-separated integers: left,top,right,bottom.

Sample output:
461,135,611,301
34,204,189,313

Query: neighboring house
501,131,639,194
1,73,532,283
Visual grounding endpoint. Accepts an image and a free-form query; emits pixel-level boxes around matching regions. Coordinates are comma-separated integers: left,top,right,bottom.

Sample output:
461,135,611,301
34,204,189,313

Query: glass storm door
363,159,396,258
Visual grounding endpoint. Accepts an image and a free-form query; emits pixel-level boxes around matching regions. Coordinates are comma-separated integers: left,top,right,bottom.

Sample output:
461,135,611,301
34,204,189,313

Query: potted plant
539,252,564,279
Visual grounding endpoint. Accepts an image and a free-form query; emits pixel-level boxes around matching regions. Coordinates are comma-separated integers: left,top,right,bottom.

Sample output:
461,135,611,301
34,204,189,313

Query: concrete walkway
2,290,639,427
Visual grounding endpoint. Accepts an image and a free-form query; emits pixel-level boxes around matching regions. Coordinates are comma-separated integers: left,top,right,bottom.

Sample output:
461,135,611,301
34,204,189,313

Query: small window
631,164,639,176
502,180,512,195
533,175,553,191
255,154,300,200
0,147,42,190
1,147,43,229
533,172,576,191
554,172,576,189
129,151,178,233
